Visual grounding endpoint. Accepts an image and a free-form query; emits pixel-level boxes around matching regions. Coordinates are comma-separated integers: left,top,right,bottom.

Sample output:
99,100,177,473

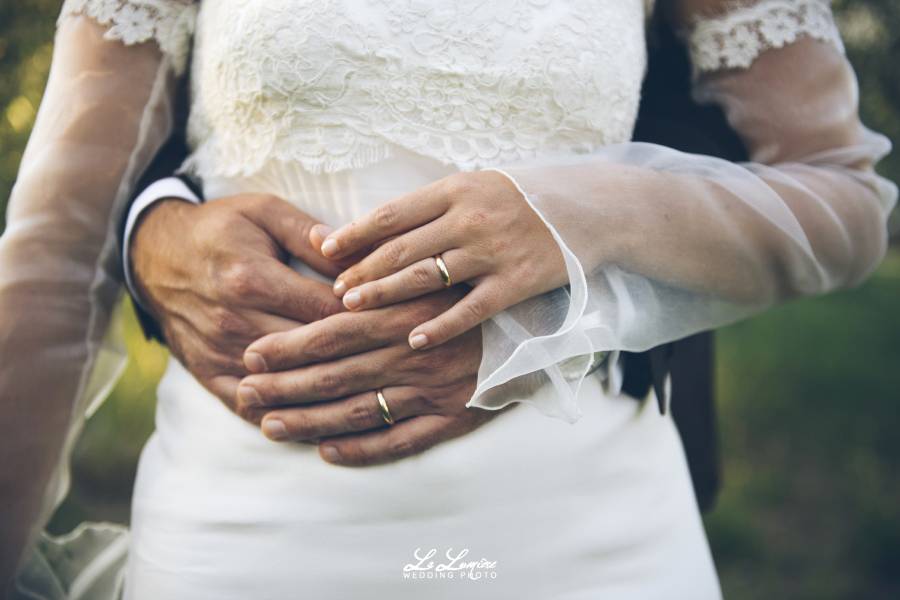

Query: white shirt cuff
123,177,201,310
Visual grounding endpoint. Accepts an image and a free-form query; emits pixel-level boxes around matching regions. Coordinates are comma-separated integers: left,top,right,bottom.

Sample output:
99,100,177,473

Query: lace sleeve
59,0,198,74
683,0,844,73
466,2,896,422
0,10,188,591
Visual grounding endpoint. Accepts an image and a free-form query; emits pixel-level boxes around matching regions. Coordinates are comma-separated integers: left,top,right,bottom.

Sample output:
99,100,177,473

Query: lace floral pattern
686,0,844,73
183,0,649,178
58,0,198,74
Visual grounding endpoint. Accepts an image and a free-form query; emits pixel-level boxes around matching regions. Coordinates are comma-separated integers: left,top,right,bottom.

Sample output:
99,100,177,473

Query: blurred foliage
0,0,57,232
1,1,899,598
707,251,900,599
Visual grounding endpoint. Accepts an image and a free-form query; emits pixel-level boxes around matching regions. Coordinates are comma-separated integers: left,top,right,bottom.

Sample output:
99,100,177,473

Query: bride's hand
311,171,567,350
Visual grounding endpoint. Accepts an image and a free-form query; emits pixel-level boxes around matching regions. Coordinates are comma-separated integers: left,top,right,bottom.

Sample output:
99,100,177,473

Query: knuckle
401,306,437,333
253,193,282,209
410,263,434,288
373,203,399,229
295,217,314,244
388,436,419,461
418,349,446,371
234,397,258,423
263,335,289,364
433,318,457,342
200,210,239,240
347,399,377,430
488,236,511,255
219,352,246,375
381,240,408,269
311,294,343,320
221,262,259,298
210,306,248,337
366,282,385,305
414,301,442,323
338,267,360,288
265,276,290,309
287,414,317,439
342,445,374,466
442,173,473,197
313,372,348,397
307,328,344,360
461,209,490,230
292,293,337,321
465,295,490,321
414,390,439,413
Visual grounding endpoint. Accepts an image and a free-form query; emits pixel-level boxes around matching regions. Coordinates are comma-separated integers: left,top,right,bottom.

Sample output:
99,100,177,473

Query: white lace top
181,0,651,177
58,0,847,180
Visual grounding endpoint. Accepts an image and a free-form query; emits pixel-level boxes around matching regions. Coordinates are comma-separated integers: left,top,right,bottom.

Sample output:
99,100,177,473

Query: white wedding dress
128,2,721,598
5,1,895,599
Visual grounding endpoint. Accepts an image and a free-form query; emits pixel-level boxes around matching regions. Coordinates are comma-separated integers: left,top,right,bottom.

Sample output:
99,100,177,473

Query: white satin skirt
124,149,722,599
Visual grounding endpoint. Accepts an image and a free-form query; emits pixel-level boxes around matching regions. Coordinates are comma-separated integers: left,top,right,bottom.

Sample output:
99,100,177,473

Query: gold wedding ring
434,254,452,287
376,389,395,426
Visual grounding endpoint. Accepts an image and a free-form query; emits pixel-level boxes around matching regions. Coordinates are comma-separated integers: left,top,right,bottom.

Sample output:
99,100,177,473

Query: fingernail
321,445,342,464
409,333,429,349
244,352,268,374
262,418,287,440
343,290,361,309
310,224,333,242
238,384,262,407
321,238,339,257
333,279,347,296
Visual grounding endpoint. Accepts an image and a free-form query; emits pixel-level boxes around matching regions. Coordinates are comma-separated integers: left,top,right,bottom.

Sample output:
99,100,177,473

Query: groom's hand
130,193,347,407
236,288,509,466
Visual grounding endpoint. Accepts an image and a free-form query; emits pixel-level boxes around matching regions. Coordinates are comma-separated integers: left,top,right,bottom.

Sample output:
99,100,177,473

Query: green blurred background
2,2,899,598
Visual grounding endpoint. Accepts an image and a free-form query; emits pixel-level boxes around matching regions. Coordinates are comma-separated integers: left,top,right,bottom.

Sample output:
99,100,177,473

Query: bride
1,0,895,598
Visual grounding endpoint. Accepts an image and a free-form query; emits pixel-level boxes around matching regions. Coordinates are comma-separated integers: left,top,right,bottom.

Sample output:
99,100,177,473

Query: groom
121,20,742,510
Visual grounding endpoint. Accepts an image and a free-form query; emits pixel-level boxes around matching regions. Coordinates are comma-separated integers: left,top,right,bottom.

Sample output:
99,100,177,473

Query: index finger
319,178,450,259
244,309,397,373
236,260,346,323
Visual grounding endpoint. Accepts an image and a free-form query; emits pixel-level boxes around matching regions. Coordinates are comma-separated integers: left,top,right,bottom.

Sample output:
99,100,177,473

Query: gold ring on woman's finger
434,254,452,287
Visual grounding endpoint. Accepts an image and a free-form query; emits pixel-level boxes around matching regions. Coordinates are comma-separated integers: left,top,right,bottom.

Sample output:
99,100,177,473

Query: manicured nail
244,352,268,374
321,445,342,464
310,224,333,243
321,237,339,257
238,384,262,407
343,290,362,309
333,279,347,296
262,419,287,440
409,333,429,349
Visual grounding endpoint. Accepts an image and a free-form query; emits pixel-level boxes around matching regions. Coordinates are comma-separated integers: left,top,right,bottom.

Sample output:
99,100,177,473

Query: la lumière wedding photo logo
402,547,499,581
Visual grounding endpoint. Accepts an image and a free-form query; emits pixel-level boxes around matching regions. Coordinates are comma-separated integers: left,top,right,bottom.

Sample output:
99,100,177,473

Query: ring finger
260,386,426,441
332,220,454,295
341,249,481,311
238,345,406,408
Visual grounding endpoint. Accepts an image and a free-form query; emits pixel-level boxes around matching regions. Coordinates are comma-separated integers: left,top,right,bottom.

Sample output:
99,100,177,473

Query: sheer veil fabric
1,0,895,597
1,3,197,597
472,33,897,422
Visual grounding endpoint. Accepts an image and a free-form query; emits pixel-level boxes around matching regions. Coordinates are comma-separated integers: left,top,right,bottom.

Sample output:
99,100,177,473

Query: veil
469,1,897,421
0,2,197,597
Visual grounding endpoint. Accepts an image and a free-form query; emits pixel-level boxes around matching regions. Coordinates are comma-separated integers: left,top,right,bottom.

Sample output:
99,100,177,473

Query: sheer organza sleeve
0,2,196,594
467,0,897,423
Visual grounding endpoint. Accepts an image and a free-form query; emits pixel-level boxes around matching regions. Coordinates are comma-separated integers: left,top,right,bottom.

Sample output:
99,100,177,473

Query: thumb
241,195,344,277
